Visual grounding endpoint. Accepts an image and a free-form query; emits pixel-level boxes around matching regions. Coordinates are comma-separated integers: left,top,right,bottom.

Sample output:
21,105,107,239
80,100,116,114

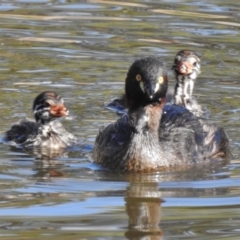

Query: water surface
0,0,240,239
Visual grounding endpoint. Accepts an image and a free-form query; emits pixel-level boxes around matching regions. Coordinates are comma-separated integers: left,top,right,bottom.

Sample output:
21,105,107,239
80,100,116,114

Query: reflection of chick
94,57,229,172
34,157,66,180
4,91,77,149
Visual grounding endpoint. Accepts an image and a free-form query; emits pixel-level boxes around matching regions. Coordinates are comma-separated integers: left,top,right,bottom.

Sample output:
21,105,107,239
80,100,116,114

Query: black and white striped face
125,57,168,109
33,91,69,124
172,50,201,80
137,72,167,100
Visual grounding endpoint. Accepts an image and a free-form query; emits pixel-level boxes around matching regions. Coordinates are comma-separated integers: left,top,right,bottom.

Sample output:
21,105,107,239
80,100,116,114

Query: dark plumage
3,91,77,149
93,57,229,172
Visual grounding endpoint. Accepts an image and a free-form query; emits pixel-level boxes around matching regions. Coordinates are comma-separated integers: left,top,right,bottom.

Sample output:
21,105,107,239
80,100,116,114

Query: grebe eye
136,74,142,81
44,102,51,107
158,76,164,84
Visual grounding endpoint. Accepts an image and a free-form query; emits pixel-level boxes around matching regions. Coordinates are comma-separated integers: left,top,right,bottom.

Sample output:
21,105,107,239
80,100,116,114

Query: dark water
0,0,240,239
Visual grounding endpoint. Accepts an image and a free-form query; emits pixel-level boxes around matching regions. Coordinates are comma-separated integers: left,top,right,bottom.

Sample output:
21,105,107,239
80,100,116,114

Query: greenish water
0,0,240,239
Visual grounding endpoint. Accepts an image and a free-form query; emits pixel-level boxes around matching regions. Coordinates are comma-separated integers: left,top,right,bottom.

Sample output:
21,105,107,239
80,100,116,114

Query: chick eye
193,62,197,66
136,74,142,81
158,76,164,84
175,56,181,62
43,102,51,108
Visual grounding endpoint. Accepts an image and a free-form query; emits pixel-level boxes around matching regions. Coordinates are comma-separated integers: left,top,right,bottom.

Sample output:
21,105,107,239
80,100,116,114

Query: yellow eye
136,74,142,81
158,76,164,84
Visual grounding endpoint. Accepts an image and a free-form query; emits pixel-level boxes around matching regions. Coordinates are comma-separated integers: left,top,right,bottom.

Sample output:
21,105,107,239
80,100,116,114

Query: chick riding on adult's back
93,57,229,172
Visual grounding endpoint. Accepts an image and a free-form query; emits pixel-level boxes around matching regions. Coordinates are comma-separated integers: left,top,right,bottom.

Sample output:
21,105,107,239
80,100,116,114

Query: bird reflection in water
8,145,91,181
123,161,229,240
125,177,163,240
6,146,68,179
31,147,68,179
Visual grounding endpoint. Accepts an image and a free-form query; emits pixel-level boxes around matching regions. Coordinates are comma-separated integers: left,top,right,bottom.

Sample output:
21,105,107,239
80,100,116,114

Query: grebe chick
93,57,229,172
4,91,77,149
172,50,203,116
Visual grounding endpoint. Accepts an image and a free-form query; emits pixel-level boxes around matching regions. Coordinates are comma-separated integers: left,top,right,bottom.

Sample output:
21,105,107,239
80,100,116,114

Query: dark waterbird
93,57,229,172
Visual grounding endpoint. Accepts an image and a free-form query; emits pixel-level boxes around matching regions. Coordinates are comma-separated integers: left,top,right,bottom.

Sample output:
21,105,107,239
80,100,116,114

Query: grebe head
125,57,168,110
33,91,68,124
172,50,201,78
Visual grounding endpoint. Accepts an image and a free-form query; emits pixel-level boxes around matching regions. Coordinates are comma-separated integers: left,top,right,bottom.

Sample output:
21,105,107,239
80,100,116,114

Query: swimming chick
93,57,229,172
4,91,77,149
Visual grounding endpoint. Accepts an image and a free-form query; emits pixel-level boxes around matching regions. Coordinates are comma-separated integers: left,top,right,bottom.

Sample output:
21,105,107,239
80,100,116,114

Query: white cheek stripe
154,83,160,93
34,107,50,115
140,82,145,93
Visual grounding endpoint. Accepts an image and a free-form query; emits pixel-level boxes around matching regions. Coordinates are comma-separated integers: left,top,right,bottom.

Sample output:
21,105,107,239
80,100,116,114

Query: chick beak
177,61,193,75
46,99,69,117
